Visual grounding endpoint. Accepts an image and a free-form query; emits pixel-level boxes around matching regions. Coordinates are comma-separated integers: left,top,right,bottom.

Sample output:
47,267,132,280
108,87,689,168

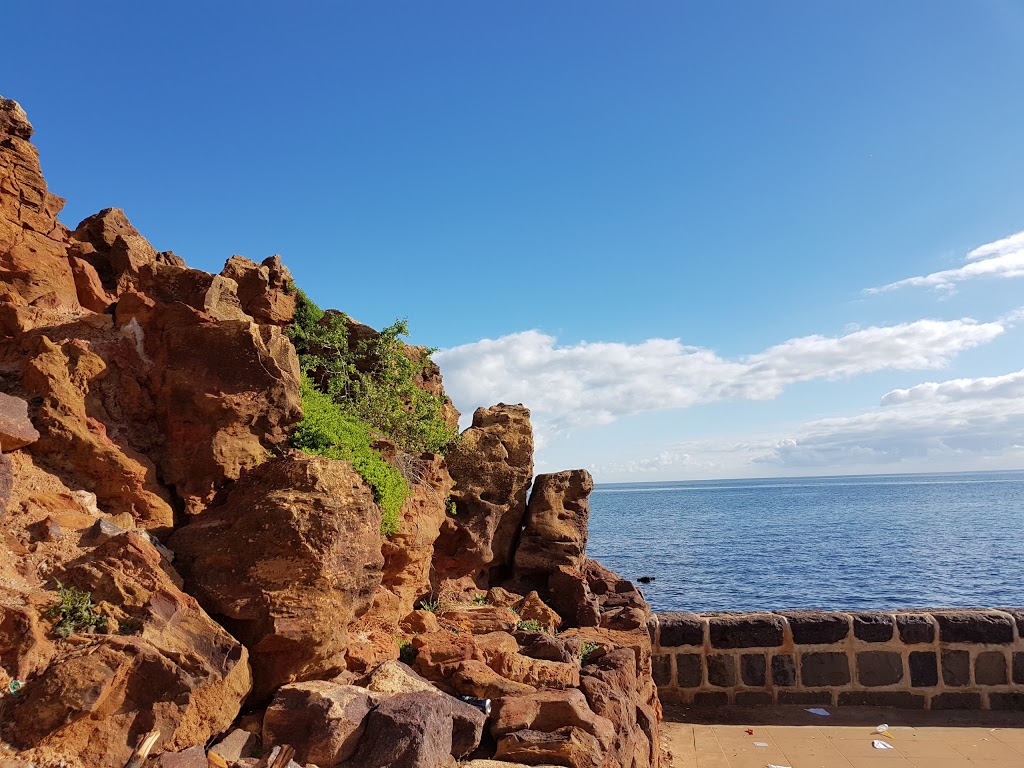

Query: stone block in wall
800,652,851,687
941,650,970,687
931,692,982,710
933,611,1014,644
837,691,925,709
658,613,703,647
974,651,1008,685
692,692,728,706
707,655,736,687
740,654,766,687
677,654,703,688
852,613,894,643
1014,652,1024,685
989,693,1024,711
652,654,672,687
771,655,796,687
735,691,773,706
778,610,849,644
909,651,938,687
895,614,935,644
856,651,903,687
778,690,831,706
1003,609,1024,638
709,614,784,649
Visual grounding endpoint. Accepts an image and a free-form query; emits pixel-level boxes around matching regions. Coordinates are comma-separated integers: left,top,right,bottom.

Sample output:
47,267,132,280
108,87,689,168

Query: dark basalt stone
777,611,849,644
895,613,935,644
856,651,903,687
652,654,672,687
677,653,703,688
800,652,851,687
941,650,970,687
658,613,704,648
1014,652,1024,685
707,655,736,687
852,612,894,643
909,651,938,687
934,611,1014,644
740,654,766,687
989,693,1024,711
838,691,924,709
932,692,982,710
771,655,796,687
734,691,772,706
692,691,729,706
709,614,784,649
974,651,1008,685
778,690,831,705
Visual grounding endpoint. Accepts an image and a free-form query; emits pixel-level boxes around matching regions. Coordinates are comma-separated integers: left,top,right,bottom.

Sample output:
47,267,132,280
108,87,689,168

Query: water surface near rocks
587,470,1024,613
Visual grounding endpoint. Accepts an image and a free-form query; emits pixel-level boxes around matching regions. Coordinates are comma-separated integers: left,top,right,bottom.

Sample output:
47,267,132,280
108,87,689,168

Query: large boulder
112,293,302,515
0,393,38,451
433,404,534,589
170,454,384,701
7,533,251,768
514,470,593,586
263,681,376,767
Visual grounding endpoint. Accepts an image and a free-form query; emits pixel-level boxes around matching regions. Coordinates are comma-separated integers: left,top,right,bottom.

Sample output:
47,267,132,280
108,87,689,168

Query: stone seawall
651,609,1024,710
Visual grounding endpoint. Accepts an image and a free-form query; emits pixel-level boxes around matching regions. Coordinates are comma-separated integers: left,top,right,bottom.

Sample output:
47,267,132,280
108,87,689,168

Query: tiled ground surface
661,705,1024,768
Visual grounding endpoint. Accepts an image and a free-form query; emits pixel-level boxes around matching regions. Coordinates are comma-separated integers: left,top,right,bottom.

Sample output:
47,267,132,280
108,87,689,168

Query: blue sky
6,2,1024,480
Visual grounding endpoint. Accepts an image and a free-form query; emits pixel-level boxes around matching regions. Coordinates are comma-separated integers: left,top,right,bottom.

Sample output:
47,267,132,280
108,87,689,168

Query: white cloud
435,317,1004,431
593,369,1024,478
867,229,1024,294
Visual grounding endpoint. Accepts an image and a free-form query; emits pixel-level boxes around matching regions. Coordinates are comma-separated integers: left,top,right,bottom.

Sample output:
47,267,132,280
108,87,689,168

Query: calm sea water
587,471,1024,613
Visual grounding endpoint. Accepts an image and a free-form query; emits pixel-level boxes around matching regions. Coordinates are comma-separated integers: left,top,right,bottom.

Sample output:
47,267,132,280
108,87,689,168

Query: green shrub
397,638,418,666
293,376,408,536
419,599,439,613
45,581,107,638
580,640,600,666
516,619,544,633
471,594,488,606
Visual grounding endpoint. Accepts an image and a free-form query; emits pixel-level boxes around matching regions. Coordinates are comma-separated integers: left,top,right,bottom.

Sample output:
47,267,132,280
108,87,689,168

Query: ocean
586,470,1024,613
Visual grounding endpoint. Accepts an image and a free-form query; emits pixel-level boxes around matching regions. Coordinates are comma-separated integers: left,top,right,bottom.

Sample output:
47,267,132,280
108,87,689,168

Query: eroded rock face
433,404,534,589
514,470,593,586
7,534,251,768
170,454,385,701
221,255,296,325
0,97,81,324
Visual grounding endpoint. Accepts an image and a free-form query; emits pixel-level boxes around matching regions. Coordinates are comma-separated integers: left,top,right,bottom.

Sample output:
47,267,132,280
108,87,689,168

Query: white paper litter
766,764,793,768
872,739,895,749
753,741,769,747
805,707,830,716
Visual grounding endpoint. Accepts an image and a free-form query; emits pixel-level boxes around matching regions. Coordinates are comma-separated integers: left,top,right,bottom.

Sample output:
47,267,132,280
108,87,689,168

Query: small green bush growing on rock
287,287,459,536
516,619,544,633
580,641,600,666
419,599,439,613
45,581,107,638
292,376,407,536
397,638,418,665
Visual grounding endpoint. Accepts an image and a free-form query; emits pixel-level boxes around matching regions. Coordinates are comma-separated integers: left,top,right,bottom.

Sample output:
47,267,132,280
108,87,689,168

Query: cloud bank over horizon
596,368,1024,478
867,229,1024,294
435,315,1006,431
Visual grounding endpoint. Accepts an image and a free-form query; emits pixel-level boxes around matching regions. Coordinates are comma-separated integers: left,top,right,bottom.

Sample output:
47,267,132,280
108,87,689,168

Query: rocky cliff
0,98,660,768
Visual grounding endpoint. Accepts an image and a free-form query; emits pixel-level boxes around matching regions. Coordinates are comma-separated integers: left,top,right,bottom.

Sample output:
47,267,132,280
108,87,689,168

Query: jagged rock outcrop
514,469,594,588
221,254,296,326
0,98,82,330
8,534,251,768
433,404,534,590
0,98,661,768
170,454,385,701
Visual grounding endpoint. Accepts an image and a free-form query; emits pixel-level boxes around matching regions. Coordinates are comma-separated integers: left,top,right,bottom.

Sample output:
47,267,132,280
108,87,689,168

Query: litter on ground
805,707,830,716
872,739,895,750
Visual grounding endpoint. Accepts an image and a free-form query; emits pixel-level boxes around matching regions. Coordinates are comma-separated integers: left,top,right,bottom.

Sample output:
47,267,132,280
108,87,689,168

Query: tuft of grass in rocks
45,581,107,639
516,619,544,633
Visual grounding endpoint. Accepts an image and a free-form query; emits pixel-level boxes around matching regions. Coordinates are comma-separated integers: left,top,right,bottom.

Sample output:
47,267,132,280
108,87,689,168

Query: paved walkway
661,705,1024,768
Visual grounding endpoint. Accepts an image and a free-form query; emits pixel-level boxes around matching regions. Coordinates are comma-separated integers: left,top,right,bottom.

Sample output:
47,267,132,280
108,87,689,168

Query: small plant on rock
396,638,418,666
580,640,600,666
516,618,544,633
419,599,440,613
45,581,107,639
471,594,488,606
